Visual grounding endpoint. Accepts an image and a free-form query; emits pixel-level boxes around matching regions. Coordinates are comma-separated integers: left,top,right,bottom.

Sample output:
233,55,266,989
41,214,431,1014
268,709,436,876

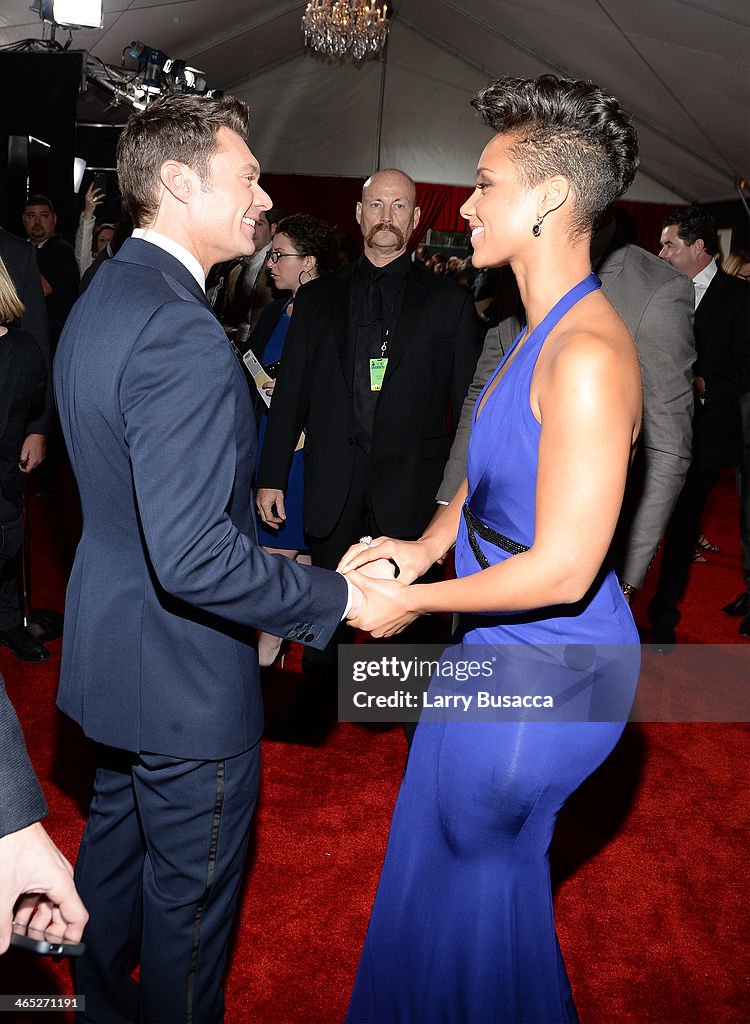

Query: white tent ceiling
1,0,748,203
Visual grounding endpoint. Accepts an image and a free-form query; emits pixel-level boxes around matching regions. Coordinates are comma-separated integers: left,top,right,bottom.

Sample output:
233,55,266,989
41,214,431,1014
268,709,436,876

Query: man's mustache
366,222,406,247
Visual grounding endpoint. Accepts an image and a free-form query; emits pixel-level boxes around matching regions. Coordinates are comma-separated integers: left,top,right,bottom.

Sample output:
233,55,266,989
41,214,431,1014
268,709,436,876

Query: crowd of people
0,69,748,1023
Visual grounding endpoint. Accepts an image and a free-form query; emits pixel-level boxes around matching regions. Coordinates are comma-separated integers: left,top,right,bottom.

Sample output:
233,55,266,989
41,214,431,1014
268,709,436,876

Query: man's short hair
116,93,250,227
662,206,719,256
24,194,55,213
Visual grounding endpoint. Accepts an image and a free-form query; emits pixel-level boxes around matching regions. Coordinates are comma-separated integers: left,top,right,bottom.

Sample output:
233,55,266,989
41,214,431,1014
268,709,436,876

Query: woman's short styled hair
471,74,639,236
117,93,250,227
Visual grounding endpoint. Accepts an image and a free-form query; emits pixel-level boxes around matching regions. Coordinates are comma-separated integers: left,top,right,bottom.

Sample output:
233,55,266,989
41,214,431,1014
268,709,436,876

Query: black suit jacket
258,260,482,538
0,228,53,435
693,268,750,467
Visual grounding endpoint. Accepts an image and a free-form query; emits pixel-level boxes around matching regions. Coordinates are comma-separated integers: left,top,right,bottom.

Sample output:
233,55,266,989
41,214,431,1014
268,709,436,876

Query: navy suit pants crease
0,516,23,629
649,456,724,631
73,741,260,1024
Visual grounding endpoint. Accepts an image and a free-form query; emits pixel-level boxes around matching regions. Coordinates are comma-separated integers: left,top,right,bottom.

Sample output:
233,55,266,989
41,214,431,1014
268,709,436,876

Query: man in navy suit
54,94,360,1022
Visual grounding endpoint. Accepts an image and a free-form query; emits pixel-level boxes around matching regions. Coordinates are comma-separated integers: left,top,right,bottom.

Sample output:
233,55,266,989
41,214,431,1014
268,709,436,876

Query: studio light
39,0,103,30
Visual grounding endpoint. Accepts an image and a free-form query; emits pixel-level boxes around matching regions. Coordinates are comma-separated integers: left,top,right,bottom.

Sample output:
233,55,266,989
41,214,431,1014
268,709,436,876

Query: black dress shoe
722,590,750,617
740,614,750,639
650,627,675,655
0,625,51,662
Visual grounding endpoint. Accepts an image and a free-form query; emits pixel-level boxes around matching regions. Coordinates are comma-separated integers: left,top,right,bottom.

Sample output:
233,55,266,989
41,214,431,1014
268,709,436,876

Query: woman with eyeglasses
251,214,339,668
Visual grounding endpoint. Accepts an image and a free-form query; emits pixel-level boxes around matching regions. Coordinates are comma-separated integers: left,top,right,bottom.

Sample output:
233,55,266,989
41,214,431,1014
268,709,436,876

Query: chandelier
301,1,390,61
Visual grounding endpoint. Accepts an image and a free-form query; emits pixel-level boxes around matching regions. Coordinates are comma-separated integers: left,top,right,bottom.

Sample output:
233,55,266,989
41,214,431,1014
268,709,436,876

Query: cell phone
10,922,85,958
92,172,106,195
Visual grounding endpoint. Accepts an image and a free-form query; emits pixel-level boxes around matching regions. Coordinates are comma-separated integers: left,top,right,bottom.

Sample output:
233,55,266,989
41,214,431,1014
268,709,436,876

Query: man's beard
366,223,405,248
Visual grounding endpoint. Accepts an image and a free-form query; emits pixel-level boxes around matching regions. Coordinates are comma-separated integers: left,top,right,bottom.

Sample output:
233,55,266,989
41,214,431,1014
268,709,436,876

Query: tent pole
375,36,389,171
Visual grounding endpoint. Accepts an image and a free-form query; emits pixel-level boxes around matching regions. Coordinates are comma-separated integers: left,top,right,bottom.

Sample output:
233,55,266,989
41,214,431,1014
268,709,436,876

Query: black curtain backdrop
0,51,83,240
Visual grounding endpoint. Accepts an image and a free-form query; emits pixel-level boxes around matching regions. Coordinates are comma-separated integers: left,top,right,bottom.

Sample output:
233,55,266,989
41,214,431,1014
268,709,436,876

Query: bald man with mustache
257,169,482,740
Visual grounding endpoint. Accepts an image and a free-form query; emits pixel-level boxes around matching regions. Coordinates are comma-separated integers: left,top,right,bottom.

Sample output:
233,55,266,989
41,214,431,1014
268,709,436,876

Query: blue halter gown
347,274,640,1023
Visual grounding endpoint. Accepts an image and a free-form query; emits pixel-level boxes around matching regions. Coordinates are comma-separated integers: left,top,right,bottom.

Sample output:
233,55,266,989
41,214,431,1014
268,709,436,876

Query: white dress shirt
131,228,206,292
692,257,717,309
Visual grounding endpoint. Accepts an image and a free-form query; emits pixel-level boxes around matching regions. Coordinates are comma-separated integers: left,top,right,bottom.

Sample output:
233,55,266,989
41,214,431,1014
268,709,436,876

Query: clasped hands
338,536,435,637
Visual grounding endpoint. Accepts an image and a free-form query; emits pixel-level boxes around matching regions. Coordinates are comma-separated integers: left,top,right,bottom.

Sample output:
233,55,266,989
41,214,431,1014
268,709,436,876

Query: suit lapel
694,270,725,330
382,266,424,385
331,264,355,377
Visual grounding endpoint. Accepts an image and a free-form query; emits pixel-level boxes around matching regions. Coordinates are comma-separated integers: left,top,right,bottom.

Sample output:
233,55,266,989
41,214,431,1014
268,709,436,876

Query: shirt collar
132,227,206,291
692,257,718,293
359,250,412,280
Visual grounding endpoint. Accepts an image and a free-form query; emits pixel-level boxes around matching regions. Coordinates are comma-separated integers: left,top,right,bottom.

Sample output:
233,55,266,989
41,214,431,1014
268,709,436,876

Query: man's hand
0,822,88,954
346,572,419,637
256,487,286,528
19,434,46,474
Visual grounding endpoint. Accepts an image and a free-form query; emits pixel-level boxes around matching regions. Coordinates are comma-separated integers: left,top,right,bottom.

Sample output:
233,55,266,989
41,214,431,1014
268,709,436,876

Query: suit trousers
304,445,447,668
0,517,23,630
648,457,724,632
740,393,750,586
74,741,260,1023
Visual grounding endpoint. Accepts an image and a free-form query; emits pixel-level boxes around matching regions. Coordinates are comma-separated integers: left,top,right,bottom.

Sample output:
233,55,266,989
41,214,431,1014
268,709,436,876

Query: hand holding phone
10,922,85,958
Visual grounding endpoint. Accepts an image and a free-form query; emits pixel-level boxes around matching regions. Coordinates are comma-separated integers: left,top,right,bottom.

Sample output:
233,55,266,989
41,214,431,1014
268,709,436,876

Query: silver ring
359,535,373,547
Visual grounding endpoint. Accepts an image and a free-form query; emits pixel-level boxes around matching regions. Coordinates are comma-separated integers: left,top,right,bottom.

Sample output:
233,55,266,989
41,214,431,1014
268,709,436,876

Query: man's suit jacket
439,243,696,588
54,238,347,760
257,260,482,539
0,228,53,436
0,674,47,838
35,235,79,351
692,268,750,469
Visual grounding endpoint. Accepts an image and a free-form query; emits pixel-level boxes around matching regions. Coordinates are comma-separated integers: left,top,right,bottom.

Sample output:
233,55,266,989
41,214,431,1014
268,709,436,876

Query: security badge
369,357,388,391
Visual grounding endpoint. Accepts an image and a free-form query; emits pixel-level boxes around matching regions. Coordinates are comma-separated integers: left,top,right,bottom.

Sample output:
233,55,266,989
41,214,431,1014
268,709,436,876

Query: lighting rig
1,1,221,112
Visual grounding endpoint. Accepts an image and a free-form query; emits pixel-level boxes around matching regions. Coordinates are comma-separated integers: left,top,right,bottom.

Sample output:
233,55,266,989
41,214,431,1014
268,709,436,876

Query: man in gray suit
438,216,696,594
0,673,87,953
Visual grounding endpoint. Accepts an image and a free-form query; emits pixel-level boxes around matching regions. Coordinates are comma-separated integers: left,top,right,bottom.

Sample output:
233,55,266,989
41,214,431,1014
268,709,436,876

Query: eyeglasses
266,250,307,264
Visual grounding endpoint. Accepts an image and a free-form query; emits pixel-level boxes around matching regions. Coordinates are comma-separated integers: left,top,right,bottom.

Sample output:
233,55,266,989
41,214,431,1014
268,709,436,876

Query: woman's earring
532,216,543,237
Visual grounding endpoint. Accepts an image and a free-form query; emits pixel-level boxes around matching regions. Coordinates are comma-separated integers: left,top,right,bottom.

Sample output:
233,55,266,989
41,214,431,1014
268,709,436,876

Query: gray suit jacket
0,675,47,839
438,242,695,588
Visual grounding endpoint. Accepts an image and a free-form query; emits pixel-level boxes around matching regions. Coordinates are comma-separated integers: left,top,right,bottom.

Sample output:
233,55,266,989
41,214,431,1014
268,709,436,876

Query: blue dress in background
347,275,640,1023
256,310,307,551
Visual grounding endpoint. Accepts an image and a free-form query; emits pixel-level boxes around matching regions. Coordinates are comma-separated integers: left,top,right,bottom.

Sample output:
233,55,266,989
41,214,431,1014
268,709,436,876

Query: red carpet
1,471,747,1023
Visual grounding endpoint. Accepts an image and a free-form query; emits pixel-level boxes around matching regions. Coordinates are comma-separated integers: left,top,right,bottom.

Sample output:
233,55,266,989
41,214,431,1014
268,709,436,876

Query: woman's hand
338,536,438,585
262,379,276,398
83,182,104,219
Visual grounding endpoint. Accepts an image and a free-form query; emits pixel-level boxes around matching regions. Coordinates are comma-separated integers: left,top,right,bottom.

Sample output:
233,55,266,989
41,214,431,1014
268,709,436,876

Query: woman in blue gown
252,214,338,667
339,75,643,1023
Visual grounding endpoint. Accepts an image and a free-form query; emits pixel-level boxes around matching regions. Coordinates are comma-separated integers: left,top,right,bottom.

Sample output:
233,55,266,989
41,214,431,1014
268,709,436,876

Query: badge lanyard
369,275,406,392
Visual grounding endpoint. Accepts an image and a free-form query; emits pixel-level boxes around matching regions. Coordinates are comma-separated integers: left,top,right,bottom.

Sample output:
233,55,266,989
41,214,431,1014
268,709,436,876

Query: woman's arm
338,479,468,584
349,327,641,636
